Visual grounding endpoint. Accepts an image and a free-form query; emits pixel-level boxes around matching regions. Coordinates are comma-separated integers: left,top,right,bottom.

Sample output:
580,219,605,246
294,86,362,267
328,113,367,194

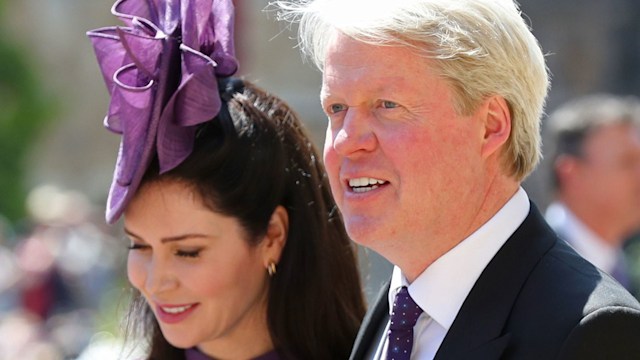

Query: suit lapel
435,204,556,359
350,281,390,360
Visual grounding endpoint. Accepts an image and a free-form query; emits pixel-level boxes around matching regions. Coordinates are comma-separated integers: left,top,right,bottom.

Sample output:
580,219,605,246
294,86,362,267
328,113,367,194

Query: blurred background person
545,94,640,296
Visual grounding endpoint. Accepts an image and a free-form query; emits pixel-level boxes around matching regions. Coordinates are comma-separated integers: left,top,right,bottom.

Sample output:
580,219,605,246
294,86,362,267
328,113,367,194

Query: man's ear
261,205,289,268
554,154,580,187
480,95,512,159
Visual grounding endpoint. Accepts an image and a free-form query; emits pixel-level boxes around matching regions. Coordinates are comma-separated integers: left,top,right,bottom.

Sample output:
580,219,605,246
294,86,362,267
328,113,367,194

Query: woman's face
124,181,276,354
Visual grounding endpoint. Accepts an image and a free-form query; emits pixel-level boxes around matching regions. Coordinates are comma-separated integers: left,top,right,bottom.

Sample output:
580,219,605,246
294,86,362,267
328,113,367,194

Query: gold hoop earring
267,262,277,277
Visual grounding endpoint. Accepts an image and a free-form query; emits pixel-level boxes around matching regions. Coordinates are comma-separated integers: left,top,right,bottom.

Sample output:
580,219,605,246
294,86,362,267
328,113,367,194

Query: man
545,94,640,294
277,0,640,359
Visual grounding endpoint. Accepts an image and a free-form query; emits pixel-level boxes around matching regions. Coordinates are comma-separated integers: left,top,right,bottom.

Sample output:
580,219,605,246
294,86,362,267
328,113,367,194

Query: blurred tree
0,0,53,225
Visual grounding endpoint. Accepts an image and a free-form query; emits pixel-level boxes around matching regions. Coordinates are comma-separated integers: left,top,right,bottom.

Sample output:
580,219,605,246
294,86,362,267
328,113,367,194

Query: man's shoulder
513,203,636,309
502,238,640,358
521,238,640,312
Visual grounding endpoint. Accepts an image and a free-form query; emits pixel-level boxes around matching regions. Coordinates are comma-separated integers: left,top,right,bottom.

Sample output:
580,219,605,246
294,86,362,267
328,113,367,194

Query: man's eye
175,249,201,258
381,100,398,109
329,103,347,114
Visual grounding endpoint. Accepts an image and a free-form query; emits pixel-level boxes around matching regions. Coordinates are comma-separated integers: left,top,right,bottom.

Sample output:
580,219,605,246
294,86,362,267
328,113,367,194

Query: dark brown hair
124,78,366,359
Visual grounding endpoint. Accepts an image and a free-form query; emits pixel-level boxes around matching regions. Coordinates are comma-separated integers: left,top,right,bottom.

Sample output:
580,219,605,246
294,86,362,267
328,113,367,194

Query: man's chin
345,221,384,247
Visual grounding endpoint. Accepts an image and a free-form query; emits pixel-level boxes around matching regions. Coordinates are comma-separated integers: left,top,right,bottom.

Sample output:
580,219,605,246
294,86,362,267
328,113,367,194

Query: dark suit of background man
276,0,640,358
544,94,640,296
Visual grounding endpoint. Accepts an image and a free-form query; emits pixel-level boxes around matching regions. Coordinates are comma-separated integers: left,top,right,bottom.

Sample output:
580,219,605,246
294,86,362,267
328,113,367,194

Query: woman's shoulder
184,348,287,360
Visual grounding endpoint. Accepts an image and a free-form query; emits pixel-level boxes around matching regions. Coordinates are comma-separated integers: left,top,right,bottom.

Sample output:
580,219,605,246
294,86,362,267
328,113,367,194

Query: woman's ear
261,205,289,268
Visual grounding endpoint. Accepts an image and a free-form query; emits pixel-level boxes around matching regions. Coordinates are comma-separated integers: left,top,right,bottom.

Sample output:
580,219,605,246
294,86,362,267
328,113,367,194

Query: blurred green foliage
0,0,53,225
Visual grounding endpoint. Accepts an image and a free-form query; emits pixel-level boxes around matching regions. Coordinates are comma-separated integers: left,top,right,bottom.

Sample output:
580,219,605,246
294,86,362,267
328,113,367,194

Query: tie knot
389,286,423,331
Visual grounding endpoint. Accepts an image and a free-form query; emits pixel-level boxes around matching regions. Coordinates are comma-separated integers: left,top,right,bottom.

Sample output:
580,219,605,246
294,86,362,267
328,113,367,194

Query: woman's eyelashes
128,242,149,251
127,241,202,259
174,249,202,258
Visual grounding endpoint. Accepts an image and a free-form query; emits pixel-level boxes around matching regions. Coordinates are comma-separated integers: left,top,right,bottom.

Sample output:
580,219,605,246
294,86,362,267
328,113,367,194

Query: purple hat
87,0,238,223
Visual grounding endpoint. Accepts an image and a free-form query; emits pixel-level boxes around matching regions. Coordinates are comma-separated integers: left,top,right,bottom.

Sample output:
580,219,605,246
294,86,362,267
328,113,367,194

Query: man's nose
331,108,377,157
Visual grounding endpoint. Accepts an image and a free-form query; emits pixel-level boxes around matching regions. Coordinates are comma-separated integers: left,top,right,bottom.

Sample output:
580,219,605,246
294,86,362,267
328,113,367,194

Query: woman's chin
159,328,199,349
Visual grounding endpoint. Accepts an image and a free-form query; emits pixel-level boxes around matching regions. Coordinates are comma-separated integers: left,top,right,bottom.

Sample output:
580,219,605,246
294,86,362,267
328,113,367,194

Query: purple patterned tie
387,286,423,360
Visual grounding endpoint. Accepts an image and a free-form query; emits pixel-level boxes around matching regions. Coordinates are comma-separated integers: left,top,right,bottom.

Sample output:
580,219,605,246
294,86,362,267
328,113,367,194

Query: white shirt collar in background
545,201,618,273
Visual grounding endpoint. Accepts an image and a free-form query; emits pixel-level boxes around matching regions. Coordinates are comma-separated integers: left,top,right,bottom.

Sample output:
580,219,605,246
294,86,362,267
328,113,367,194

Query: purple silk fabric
185,347,282,360
87,0,238,223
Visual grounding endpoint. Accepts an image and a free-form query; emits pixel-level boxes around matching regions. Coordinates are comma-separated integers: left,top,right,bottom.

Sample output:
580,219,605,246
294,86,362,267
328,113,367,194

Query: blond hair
275,0,549,180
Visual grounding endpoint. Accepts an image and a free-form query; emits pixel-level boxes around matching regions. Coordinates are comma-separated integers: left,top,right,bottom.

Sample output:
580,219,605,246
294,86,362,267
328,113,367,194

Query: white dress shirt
545,201,622,276
370,187,530,360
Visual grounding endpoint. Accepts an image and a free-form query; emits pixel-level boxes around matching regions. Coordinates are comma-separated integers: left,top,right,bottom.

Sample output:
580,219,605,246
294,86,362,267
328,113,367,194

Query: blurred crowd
0,185,140,360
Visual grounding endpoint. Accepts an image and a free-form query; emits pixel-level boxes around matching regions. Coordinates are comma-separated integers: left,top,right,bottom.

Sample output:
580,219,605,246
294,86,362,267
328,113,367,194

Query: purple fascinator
87,0,238,223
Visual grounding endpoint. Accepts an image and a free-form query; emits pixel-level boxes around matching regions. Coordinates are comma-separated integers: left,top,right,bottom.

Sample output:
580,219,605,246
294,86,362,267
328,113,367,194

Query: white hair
275,0,550,180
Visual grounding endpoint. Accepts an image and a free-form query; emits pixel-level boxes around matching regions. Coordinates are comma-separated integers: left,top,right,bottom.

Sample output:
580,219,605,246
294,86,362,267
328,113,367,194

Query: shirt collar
545,201,619,272
389,187,530,330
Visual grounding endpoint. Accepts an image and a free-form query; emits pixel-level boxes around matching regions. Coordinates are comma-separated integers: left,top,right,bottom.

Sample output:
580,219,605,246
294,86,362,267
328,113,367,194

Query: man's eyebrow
124,228,211,243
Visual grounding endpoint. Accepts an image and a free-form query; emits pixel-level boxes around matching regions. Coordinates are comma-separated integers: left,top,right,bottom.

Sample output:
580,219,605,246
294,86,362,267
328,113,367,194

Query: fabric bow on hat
87,0,238,223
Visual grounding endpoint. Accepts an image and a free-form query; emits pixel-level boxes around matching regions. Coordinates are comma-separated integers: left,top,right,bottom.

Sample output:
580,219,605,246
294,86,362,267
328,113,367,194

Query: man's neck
395,180,521,282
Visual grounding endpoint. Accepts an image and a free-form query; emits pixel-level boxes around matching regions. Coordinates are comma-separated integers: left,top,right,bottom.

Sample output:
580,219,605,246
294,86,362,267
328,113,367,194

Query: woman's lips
154,303,199,324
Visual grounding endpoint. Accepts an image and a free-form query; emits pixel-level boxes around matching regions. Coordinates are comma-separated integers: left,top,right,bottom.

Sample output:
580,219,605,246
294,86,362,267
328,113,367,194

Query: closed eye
175,249,202,258
128,243,150,251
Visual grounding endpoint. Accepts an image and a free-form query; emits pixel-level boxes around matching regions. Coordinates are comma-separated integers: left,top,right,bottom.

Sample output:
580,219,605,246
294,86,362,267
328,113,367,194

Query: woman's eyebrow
123,228,210,243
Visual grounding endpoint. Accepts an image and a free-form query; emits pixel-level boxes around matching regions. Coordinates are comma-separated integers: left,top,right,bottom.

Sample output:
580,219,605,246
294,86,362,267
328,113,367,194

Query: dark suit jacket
350,203,640,360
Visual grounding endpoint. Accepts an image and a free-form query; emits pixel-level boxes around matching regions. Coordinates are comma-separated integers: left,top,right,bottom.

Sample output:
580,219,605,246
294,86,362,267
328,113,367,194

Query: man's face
575,123,640,236
321,32,488,250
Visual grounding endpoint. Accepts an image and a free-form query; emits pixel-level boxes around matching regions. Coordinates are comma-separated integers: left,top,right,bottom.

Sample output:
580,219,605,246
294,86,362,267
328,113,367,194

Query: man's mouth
348,177,388,193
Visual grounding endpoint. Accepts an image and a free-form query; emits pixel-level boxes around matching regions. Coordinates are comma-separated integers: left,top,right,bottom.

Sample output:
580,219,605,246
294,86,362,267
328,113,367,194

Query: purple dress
185,347,282,360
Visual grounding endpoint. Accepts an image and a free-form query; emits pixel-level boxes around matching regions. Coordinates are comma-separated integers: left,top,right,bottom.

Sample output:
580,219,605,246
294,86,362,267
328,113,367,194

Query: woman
87,1,365,359
123,79,365,360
